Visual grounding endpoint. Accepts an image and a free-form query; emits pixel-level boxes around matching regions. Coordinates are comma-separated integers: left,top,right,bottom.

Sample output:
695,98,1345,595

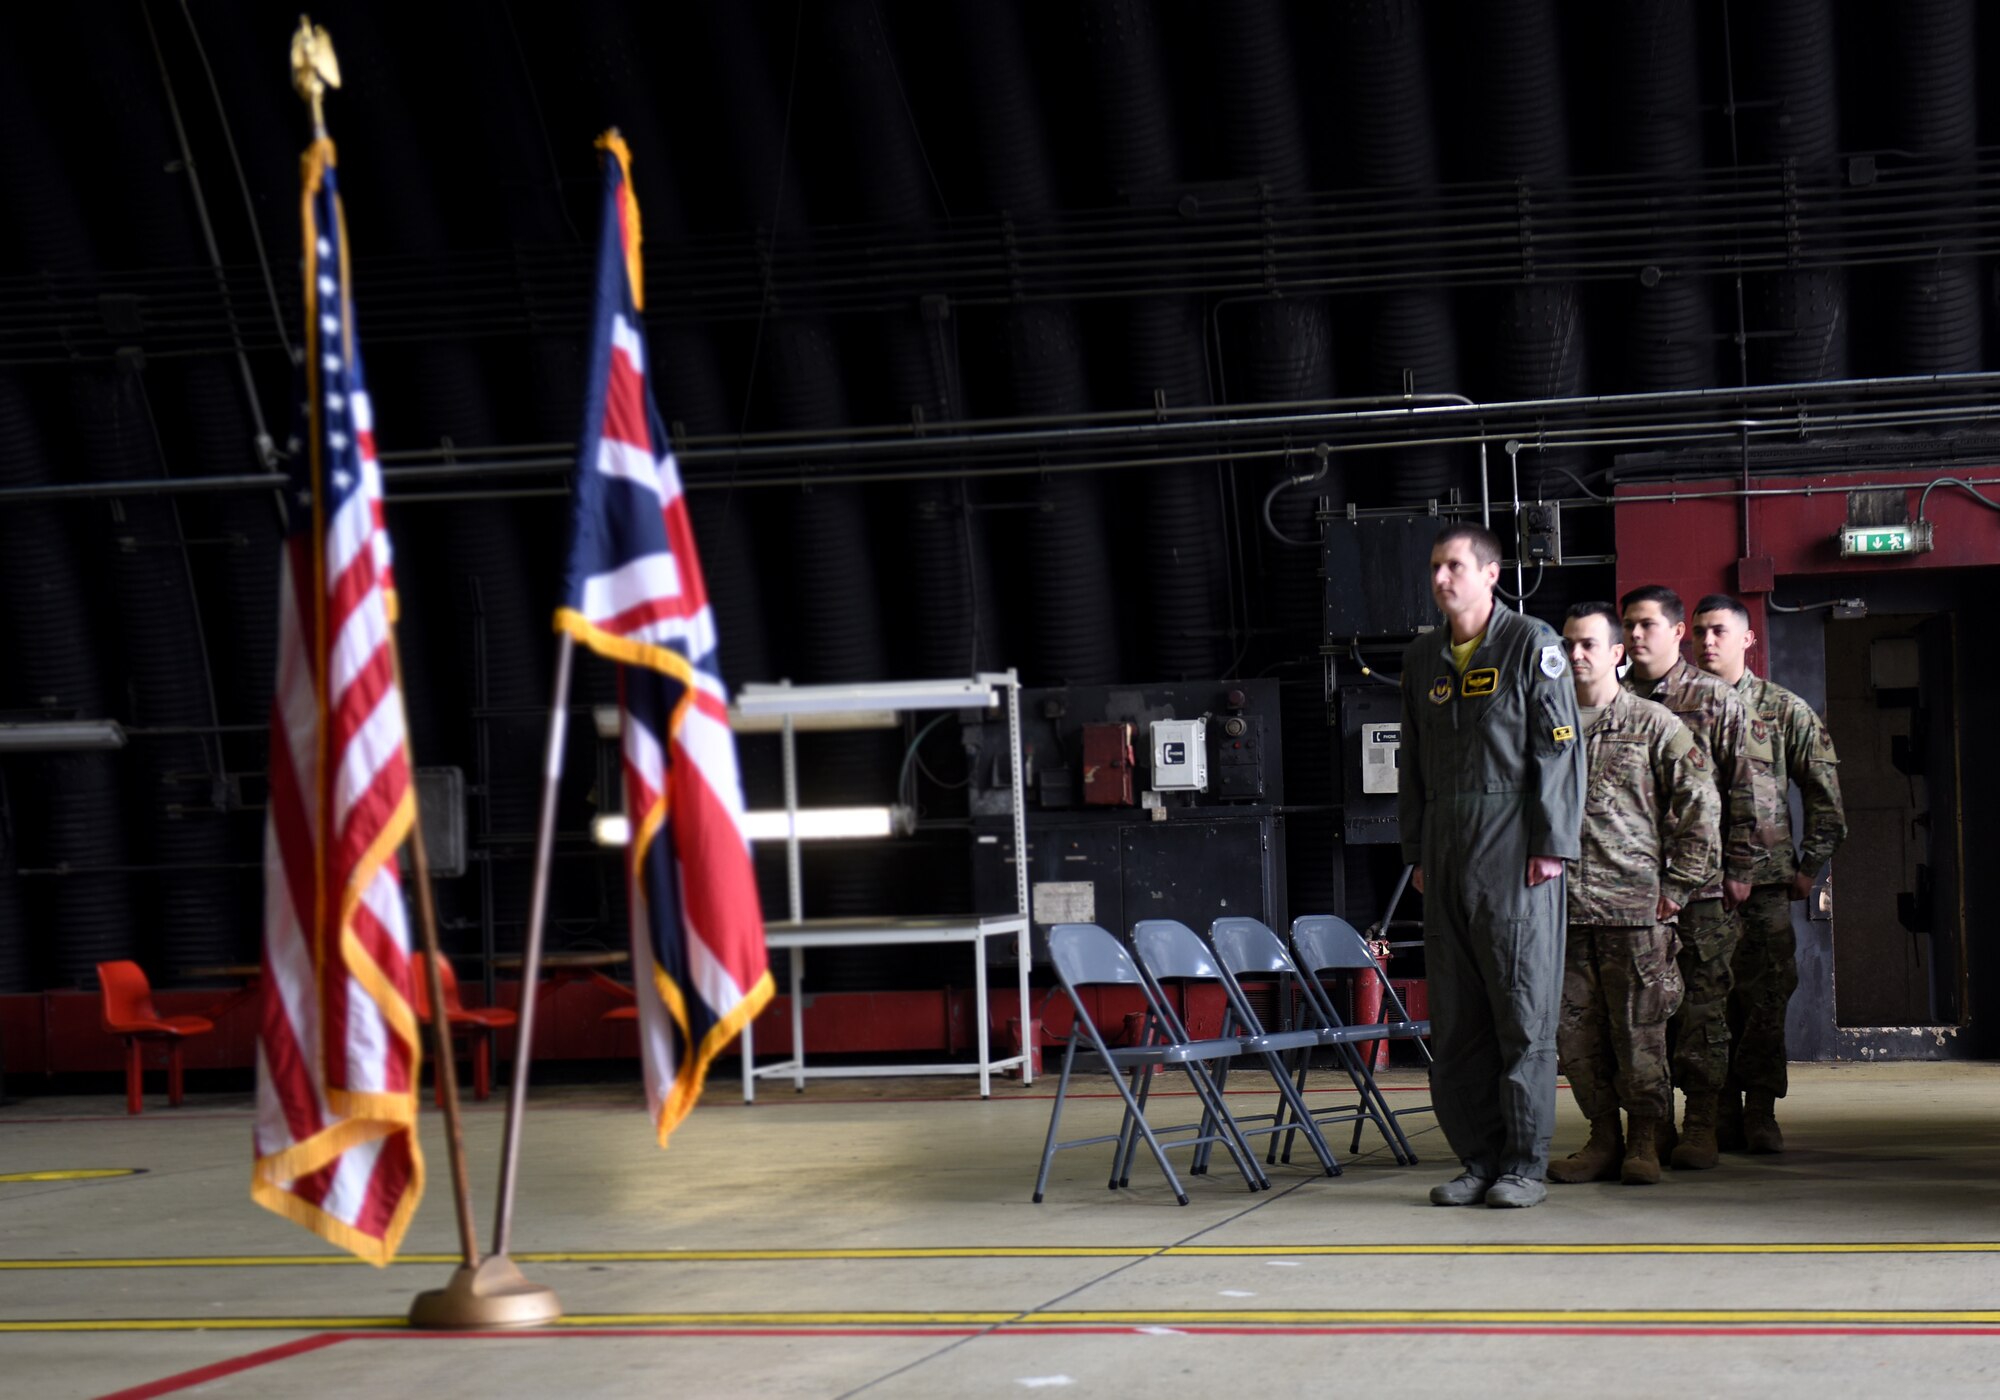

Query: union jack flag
559,133,771,1146
252,135,424,1263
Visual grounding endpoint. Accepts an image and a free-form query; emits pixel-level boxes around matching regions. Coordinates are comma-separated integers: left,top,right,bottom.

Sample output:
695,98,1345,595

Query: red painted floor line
93,1330,979,1397
102,1317,2000,1395
93,1335,345,1400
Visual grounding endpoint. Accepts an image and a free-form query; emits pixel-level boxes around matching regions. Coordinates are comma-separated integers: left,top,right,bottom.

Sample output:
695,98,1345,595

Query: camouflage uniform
1560,690,1720,1120
1726,672,1846,1098
1623,657,1764,1094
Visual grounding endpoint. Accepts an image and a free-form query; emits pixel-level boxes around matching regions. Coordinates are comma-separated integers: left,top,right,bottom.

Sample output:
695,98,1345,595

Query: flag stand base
409,1255,562,1329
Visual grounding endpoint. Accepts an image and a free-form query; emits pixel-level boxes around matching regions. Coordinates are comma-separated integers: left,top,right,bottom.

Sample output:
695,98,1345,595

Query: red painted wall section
1616,468,2000,675
0,982,1268,1079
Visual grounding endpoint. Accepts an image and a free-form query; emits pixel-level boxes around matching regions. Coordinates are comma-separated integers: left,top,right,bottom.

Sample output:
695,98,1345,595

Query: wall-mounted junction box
1149,718,1208,792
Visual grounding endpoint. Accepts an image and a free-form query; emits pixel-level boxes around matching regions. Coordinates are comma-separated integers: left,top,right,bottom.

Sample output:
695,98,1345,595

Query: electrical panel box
1518,502,1562,564
965,681,1283,819
972,812,1282,962
1149,718,1208,792
1080,723,1135,806
415,767,466,878
1323,514,1441,638
1340,688,1402,844
1212,714,1265,800
1360,722,1402,794
962,681,1285,964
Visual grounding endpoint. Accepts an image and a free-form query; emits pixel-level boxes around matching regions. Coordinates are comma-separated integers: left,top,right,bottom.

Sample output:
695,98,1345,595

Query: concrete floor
6,1062,2000,1398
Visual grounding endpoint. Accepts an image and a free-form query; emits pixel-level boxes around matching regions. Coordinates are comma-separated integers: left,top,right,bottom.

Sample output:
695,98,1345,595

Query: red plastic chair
411,954,517,1102
96,961,215,1115
599,971,639,1024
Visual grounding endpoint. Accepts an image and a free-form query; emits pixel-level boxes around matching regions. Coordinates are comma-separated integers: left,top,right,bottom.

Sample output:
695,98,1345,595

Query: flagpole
400,650,485,1272
405,640,567,1331
288,11,490,1298
491,632,575,1261
282,14,539,1328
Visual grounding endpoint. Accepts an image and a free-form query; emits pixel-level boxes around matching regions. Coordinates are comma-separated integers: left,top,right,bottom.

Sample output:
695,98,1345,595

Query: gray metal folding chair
1291,914,1434,1160
1129,920,1336,1184
1212,916,1414,1167
1033,924,1264,1205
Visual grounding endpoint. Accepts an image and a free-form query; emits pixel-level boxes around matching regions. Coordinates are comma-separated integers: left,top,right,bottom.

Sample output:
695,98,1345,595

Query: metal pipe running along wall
9,373,2000,506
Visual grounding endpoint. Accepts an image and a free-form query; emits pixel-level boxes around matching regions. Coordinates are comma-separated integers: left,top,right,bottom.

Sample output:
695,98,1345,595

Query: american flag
251,136,424,1264
560,132,771,1145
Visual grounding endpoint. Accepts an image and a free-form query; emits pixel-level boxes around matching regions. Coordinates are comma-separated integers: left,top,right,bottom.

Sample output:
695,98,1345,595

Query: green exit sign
1838,522,1932,558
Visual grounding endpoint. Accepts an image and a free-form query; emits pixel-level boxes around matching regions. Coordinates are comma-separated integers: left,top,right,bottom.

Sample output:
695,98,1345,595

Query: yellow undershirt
1450,631,1486,674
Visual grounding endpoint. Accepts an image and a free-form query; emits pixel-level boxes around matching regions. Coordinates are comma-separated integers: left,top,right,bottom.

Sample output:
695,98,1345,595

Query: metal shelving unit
734,672,1032,1099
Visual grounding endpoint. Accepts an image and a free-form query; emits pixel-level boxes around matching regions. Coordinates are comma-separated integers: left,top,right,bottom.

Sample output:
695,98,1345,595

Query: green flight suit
1400,600,1586,1181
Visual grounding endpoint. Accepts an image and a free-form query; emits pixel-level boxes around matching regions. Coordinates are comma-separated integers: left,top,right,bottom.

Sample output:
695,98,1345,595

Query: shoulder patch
1751,717,1770,744
1540,644,1566,679
1429,675,1452,705
1461,667,1498,698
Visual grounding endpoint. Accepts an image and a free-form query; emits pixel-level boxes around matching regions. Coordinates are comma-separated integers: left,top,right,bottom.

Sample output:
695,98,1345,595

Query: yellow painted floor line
1029,1309,2000,1326
6,1241,2000,1270
10,1308,2000,1333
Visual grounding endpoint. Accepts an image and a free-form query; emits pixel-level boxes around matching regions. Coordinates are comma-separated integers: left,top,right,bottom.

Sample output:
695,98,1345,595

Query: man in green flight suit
1400,525,1585,1209
1692,594,1847,1153
1620,585,1766,1171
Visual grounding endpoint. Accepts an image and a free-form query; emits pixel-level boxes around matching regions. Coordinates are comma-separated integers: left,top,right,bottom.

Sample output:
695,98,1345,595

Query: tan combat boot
1670,1092,1720,1170
1716,1089,1746,1152
1621,1113,1662,1184
1548,1116,1623,1184
1743,1091,1785,1153
1656,1097,1678,1161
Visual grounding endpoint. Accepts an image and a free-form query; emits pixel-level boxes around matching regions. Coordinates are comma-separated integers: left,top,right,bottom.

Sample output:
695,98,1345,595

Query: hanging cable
1547,463,1612,501
1347,640,1399,689
896,713,958,812
1498,559,1547,604
142,0,280,469
1261,441,1330,547
172,0,293,367
1915,475,2000,521
734,2,806,437
1767,596,1858,615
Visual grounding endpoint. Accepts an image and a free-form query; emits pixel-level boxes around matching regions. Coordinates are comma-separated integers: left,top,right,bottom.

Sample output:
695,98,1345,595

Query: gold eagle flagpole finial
290,15,341,137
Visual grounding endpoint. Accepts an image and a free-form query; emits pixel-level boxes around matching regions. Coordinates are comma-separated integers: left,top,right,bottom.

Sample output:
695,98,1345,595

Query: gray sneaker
1485,1173,1548,1208
1428,1170,1495,1206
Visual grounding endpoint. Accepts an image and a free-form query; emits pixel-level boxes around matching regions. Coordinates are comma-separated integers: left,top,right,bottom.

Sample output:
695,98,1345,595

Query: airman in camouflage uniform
1621,586,1766,1170
1694,596,1847,1153
1549,604,1720,1187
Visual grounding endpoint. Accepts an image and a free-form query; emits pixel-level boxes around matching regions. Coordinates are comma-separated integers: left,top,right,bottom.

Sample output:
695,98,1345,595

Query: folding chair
1291,914,1434,1160
1033,924,1264,1205
1129,920,1336,1183
1206,917,1411,1167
